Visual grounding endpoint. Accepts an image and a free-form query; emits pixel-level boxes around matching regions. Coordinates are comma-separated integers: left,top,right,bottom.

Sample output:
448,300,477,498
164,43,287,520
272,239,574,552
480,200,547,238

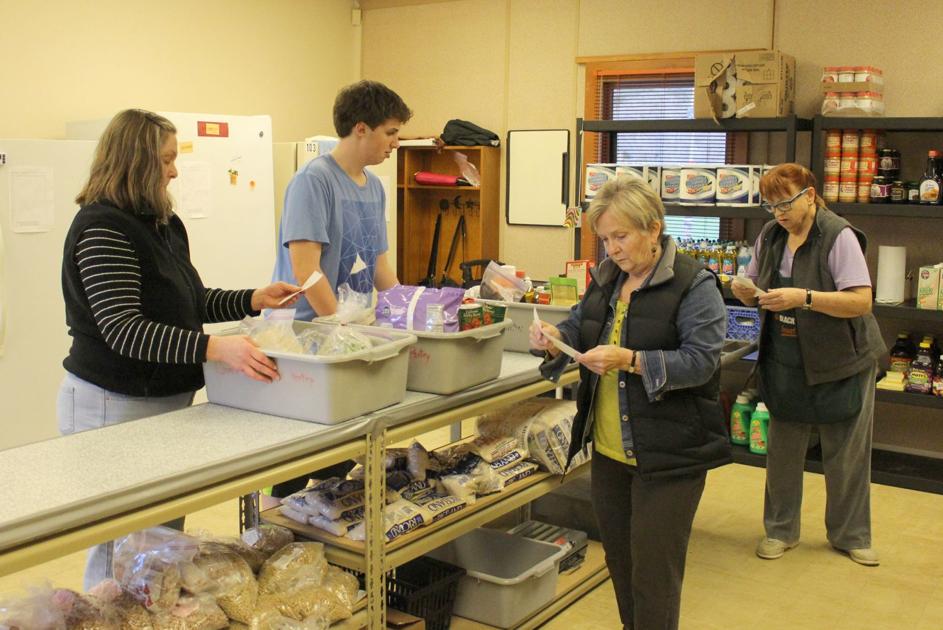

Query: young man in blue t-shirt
272,80,412,319
270,81,412,497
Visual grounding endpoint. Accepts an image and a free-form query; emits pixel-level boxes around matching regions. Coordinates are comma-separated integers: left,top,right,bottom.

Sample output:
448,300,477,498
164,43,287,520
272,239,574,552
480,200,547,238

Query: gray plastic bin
476,299,571,353
425,527,567,628
203,322,416,424
402,319,511,394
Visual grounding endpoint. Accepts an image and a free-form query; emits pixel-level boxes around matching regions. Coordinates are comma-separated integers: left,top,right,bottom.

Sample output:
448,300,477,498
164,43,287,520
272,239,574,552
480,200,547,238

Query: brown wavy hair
76,109,176,223
759,163,827,209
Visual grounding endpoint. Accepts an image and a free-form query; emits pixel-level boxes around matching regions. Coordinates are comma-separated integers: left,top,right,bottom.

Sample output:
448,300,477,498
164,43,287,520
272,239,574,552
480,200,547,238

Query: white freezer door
0,139,96,450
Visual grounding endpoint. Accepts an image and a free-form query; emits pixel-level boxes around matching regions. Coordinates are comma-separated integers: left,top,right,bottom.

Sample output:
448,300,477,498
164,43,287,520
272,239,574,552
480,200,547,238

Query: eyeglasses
760,187,811,214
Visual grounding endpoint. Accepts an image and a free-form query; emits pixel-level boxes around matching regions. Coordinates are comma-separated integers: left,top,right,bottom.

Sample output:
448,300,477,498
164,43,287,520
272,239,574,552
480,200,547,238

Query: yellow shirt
592,300,637,465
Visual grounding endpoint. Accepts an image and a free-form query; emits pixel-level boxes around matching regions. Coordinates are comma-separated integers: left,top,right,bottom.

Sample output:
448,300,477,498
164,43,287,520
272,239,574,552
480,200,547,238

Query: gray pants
763,362,877,550
591,451,706,630
57,373,193,591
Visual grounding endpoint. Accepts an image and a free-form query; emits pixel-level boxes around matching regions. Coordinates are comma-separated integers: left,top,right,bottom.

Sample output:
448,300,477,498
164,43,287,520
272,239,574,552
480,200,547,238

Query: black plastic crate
351,555,465,630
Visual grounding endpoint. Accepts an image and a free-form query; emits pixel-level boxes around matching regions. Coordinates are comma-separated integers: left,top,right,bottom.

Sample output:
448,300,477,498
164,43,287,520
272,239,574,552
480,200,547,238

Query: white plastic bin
476,299,572,353
401,319,511,394
203,322,416,424
425,527,567,628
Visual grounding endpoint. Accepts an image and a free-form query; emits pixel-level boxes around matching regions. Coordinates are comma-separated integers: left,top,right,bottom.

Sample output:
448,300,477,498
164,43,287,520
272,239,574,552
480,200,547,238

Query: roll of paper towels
875,245,906,304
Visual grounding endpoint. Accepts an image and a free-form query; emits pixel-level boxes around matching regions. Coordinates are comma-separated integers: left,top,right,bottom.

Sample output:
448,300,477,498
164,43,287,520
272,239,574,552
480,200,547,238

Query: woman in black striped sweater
59,109,300,588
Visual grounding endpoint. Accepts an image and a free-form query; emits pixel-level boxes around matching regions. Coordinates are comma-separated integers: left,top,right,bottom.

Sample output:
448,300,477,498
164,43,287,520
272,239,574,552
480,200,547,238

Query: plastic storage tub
476,299,572,353
403,319,511,394
203,322,416,424
425,527,567,628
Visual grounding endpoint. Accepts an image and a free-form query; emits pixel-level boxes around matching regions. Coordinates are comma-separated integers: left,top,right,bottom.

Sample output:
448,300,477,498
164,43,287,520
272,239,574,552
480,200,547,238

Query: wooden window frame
579,52,754,259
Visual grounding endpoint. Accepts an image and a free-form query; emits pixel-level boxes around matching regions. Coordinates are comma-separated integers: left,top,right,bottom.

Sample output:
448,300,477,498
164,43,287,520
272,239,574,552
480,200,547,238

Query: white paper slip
533,307,580,359
731,275,766,297
277,270,324,305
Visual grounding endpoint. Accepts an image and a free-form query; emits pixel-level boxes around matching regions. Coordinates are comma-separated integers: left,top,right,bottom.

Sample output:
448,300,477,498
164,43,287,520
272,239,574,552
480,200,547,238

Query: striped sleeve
202,288,258,323
75,226,210,364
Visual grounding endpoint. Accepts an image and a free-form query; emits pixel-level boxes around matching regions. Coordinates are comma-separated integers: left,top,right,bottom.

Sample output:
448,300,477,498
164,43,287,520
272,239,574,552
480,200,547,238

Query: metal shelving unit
830,202,943,218
574,115,812,257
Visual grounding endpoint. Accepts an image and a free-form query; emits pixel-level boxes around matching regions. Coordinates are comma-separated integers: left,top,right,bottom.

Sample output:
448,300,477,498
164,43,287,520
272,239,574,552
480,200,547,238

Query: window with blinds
600,73,726,241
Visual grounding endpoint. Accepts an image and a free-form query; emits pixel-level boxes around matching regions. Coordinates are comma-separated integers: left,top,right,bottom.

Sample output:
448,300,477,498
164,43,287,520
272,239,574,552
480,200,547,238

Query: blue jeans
57,372,194,590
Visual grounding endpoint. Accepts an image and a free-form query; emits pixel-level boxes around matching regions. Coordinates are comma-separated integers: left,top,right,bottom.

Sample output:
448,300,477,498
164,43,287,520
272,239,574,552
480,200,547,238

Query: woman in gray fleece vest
731,163,885,567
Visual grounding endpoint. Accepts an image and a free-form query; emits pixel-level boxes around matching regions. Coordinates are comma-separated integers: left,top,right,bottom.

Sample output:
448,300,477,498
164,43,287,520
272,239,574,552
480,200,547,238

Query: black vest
755,207,886,385
62,202,208,396
569,252,731,479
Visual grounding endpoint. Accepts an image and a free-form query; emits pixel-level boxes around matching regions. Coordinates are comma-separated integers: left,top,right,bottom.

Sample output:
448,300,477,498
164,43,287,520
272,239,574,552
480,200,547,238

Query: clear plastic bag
257,543,328,597
149,593,228,630
315,325,373,356
239,313,303,354
241,524,294,559
316,283,374,325
86,580,151,629
0,583,69,630
479,261,526,302
453,152,481,187
112,527,201,613
191,541,258,624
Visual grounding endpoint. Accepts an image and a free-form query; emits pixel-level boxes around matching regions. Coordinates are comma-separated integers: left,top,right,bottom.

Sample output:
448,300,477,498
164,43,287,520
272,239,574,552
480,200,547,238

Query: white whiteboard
506,129,569,226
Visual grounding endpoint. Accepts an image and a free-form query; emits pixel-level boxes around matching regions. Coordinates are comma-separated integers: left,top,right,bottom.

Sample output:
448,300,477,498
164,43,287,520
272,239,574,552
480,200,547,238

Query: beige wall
0,0,359,141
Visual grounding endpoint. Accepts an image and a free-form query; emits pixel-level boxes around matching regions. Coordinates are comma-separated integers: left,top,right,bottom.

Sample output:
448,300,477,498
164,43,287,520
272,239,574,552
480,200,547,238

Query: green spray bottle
730,394,752,445
750,402,770,455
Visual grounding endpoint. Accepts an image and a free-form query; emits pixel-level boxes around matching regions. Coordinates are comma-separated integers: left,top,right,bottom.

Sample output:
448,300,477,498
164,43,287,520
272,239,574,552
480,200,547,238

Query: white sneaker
837,547,880,566
755,537,799,559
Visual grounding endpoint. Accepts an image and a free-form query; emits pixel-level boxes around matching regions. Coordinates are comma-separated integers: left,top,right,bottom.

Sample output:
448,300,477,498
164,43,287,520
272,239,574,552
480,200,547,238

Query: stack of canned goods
822,129,907,204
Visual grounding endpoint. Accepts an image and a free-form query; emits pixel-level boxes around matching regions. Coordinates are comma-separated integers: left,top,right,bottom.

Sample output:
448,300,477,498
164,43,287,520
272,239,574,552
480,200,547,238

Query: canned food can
860,129,878,152
458,303,483,330
482,302,507,325
826,130,842,151
857,180,872,203
840,154,858,176
823,177,840,203
838,180,857,203
824,154,841,175
857,153,877,176
841,130,859,152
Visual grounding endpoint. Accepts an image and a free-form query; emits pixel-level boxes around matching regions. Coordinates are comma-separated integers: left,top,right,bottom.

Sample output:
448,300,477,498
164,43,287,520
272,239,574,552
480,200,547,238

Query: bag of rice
477,399,583,475
308,505,365,537
346,499,425,542
87,579,152,629
439,473,479,505
241,524,294,558
149,594,228,630
191,542,258,623
112,527,200,613
258,543,328,596
410,492,467,524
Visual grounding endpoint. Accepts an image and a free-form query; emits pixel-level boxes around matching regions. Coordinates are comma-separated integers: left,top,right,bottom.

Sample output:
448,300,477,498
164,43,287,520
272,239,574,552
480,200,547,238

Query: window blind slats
599,73,723,241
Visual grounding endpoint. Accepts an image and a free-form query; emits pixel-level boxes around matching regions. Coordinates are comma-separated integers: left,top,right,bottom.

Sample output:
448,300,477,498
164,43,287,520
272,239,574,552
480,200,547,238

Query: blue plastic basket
725,305,761,342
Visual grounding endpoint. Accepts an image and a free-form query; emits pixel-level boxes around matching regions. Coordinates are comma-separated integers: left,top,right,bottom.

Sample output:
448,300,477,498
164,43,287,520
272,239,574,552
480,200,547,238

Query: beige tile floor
3,432,941,630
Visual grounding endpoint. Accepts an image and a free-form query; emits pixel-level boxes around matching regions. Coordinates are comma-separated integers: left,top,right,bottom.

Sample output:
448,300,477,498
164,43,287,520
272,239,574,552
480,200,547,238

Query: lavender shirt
745,227,872,290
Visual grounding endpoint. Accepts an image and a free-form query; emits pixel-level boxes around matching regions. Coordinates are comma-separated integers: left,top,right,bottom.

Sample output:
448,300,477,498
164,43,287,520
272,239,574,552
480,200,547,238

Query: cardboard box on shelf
695,50,795,120
916,264,943,310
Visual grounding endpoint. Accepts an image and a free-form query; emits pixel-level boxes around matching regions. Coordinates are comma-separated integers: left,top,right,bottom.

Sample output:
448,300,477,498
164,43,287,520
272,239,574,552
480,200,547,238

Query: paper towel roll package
875,245,907,304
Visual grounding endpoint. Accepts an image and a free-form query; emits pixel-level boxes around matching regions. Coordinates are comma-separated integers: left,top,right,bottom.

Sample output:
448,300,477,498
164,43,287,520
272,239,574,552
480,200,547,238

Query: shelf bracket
364,418,387,629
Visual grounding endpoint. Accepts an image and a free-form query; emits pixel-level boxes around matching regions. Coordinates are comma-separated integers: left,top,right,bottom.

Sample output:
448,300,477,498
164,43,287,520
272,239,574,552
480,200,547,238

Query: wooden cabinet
396,146,500,286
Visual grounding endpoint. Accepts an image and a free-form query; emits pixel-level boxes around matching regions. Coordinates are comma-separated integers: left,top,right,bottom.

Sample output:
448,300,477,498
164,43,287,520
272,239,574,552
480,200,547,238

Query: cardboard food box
916,264,943,310
695,50,795,120
388,609,426,630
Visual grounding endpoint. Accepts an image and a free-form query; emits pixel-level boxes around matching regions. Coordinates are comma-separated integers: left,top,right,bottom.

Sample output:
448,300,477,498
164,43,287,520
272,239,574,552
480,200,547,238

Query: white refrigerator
0,113,278,450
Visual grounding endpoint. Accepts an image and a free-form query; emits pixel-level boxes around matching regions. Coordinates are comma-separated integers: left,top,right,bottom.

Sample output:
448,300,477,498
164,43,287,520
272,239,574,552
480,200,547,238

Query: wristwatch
627,350,638,373
803,289,813,310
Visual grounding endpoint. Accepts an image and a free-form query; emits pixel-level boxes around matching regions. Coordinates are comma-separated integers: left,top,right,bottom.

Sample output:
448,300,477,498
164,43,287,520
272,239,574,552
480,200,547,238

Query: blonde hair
759,162,826,209
587,175,665,236
76,109,176,223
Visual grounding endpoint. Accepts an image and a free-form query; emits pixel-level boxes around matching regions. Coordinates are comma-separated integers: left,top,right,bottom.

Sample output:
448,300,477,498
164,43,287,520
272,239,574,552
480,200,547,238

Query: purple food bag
375,286,465,332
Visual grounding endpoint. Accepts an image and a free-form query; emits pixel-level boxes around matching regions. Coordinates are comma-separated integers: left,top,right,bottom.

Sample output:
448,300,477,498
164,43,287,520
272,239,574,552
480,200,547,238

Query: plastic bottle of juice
730,394,752,445
906,342,934,394
888,332,917,373
722,244,736,276
749,402,770,455
932,356,943,398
